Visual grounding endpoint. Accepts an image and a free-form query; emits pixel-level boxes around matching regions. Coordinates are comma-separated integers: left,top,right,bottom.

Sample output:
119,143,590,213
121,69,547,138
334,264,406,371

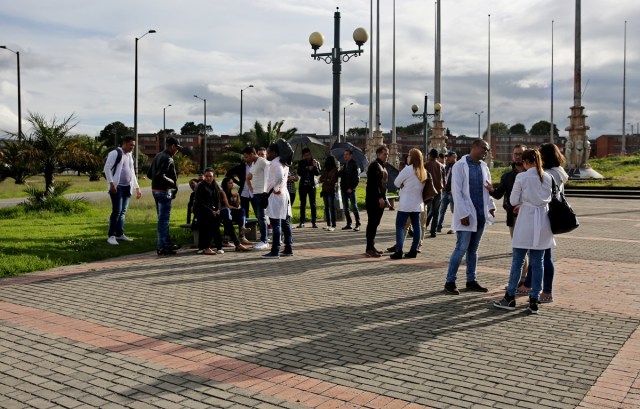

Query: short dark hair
257,146,267,152
376,145,388,154
429,149,438,158
447,151,457,157
302,147,311,155
438,153,445,159
122,136,135,144
242,146,256,155
268,143,279,155
345,149,353,155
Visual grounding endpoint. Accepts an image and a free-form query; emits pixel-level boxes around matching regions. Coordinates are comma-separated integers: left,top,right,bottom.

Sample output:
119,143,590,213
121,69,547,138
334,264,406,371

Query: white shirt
394,166,425,213
249,157,270,194
241,163,252,198
510,167,556,250
265,157,291,219
103,148,139,194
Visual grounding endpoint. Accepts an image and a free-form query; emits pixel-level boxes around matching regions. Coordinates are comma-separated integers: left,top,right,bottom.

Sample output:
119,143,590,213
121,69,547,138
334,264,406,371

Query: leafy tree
396,122,428,135
529,120,559,136
181,122,212,135
509,123,527,134
483,122,509,138
157,128,175,135
0,139,37,184
98,121,133,146
172,152,196,175
25,112,92,193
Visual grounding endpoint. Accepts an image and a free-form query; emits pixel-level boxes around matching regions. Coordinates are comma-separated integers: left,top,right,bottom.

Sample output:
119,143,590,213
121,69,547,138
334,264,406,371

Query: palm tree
219,120,297,168
68,136,109,181
0,139,37,184
25,112,90,193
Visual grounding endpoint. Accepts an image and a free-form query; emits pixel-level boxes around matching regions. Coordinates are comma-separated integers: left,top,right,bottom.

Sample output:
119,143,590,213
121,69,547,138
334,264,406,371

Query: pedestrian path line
0,301,433,409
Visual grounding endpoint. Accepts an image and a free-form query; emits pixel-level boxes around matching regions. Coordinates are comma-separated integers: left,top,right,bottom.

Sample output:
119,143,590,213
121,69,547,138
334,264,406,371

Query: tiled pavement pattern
1,197,639,409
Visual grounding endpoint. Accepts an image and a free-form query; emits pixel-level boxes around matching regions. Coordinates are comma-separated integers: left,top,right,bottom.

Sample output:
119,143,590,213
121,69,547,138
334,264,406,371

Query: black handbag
259,189,273,209
548,178,579,234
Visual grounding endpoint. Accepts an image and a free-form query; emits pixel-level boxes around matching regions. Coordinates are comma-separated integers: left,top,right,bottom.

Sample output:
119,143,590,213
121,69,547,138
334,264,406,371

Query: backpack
110,148,123,176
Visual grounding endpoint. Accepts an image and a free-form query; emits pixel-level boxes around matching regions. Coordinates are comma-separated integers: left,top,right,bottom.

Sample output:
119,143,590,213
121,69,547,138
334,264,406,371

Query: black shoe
430,232,437,238
157,248,177,256
281,250,294,257
169,244,181,250
405,249,418,259
466,280,488,292
365,249,381,258
386,245,397,253
353,225,361,232
311,224,318,229
389,251,403,259
297,223,305,228
527,297,539,314
444,282,460,295
493,293,516,311
436,227,442,233
342,225,353,230
373,247,383,255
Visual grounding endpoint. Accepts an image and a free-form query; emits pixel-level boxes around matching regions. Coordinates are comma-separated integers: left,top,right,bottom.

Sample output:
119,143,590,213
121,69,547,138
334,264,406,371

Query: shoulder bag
548,178,579,234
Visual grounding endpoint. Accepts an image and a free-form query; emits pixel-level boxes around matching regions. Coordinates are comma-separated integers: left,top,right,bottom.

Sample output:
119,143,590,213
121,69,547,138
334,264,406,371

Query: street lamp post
240,85,254,136
0,46,22,140
628,123,634,136
322,109,331,135
475,111,484,139
343,102,353,142
411,94,441,154
194,95,207,170
309,7,368,142
134,29,156,176
162,104,172,150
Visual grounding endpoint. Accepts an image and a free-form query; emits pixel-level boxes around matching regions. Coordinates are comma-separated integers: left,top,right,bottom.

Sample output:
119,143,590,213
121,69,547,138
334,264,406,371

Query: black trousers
365,201,385,251
198,214,239,250
298,185,317,224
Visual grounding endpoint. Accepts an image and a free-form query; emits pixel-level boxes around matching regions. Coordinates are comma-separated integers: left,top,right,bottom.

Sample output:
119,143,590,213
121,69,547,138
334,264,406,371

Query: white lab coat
510,167,556,250
394,166,425,213
450,155,496,232
265,156,291,220
103,148,139,194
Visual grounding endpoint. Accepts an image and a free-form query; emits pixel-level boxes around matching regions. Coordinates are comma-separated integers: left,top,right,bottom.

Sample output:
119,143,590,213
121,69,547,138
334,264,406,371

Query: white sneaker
107,236,119,245
216,249,225,254
328,227,335,231
116,234,133,242
253,241,269,250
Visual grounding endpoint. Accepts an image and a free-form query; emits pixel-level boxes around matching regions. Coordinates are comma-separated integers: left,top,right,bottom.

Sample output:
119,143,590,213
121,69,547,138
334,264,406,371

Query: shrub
22,181,89,214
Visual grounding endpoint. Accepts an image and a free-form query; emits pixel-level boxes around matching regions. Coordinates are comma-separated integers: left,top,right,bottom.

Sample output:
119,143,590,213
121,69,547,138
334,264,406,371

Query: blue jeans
341,189,360,226
269,217,292,255
108,185,132,237
323,192,337,227
425,192,442,234
152,191,173,250
446,214,486,283
507,248,544,299
437,191,454,230
523,248,555,294
250,194,269,243
395,211,421,252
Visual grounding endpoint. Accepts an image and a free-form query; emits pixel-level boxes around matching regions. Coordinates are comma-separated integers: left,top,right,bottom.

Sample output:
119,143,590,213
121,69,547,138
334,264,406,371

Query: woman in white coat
390,148,427,259
494,149,554,314
263,143,293,258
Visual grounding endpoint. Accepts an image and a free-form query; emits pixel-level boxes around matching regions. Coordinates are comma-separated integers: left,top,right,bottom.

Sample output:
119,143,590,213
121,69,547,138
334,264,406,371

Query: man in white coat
262,143,293,258
103,136,142,245
444,139,496,295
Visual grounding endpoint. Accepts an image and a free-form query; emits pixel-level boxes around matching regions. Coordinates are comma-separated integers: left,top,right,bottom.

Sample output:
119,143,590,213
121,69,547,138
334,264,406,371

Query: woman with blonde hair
390,148,427,259
494,149,554,314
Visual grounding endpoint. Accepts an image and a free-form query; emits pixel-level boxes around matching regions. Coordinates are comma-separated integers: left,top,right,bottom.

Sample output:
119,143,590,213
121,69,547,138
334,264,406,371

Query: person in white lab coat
494,148,554,314
262,143,293,258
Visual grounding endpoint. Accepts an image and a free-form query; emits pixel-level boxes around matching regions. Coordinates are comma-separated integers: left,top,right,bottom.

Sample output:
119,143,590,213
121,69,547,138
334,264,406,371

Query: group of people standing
104,136,567,314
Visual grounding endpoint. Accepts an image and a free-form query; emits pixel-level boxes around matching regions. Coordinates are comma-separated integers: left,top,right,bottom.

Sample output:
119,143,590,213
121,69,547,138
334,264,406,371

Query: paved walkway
1,196,639,409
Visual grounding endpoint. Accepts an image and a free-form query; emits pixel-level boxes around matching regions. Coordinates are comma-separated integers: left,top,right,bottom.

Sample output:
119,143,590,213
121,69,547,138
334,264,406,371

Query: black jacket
225,163,247,195
297,158,320,189
489,164,520,227
365,158,388,204
338,158,360,191
194,181,222,219
149,150,178,192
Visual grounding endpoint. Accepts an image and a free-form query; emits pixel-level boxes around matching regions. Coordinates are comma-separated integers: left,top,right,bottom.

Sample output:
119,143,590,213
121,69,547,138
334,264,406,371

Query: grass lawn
0,184,367,278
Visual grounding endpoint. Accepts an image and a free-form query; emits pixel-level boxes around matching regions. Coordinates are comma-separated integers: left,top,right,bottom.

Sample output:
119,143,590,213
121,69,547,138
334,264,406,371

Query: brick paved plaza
1,196,639,409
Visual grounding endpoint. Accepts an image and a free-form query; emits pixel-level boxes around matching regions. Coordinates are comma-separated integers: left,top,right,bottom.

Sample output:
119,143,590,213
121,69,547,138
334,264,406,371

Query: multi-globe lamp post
308,7,368,143
411,95,441,155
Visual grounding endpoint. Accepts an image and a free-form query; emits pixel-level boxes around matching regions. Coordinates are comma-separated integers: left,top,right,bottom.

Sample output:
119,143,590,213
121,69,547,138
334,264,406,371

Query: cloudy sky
0,0,638,141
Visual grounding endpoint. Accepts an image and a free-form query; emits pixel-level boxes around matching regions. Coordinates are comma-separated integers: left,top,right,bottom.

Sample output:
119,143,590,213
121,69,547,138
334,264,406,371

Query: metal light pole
411,95,441,154
627,123,634,135
0,46,22,140
487,14,492,164
475,111,484,139
322,109,331,135
550,20,555,144
194,95,207,170
621,20,627,155
309,7,368,142
134,29,156,176
343,102,354,142
162,104,171,150
240,84,254,136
